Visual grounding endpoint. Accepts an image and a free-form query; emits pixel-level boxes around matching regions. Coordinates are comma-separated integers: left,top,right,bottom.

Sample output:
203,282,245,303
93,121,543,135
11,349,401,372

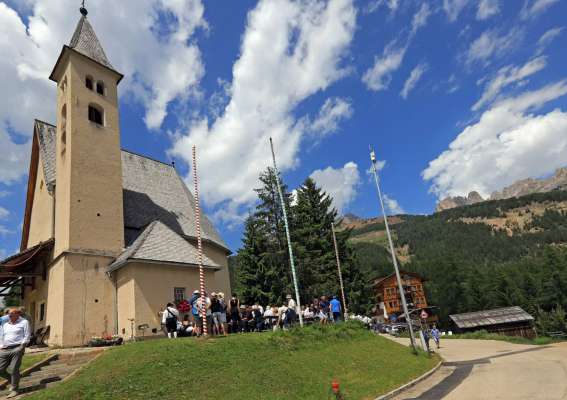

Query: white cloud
362,41,407,92
363,3,430,92
308,97,353,137
464,28,523,66
383,194,405,214
423,81,567,198
476,0,500,20
0,0,207,184
0,207,9,219
401,63,428,99
310,162,360,212
0,191,10,198
364,0,400,14
170,0,356,220
520,0,560,20
537,27,564,54
472,56,547,111
411,3,431,35
443,0,469,22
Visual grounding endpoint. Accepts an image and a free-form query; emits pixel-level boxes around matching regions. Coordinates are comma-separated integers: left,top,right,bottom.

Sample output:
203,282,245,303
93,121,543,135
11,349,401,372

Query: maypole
331,222,348,320
192,145,208,336
369,146,417,354
269,138,303,327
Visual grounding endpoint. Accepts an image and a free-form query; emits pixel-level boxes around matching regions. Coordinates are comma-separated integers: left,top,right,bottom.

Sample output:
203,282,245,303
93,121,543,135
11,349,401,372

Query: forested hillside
349,189,567,333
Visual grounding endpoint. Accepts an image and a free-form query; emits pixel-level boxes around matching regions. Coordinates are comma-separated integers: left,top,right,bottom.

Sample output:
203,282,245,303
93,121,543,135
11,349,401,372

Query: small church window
88,104,104,125
86,76,93,90
174,287,186,302
96,81,105,96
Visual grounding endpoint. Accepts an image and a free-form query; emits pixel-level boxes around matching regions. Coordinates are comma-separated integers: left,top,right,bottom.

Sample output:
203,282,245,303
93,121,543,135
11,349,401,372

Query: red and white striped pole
192,145,207,336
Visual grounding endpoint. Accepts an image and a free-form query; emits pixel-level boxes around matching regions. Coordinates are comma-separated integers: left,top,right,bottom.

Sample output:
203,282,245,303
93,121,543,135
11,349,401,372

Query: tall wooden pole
269,138,303,327
192,145,208,336
331,222,348,320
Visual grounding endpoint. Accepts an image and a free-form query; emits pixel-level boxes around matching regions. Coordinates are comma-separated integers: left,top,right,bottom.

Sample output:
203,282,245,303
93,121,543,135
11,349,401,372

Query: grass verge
21,353,50,371
439,330,557,345
27,322,438,400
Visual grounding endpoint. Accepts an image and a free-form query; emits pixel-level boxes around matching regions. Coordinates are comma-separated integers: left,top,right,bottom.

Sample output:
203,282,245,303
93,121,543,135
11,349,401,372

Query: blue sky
1,0,566,255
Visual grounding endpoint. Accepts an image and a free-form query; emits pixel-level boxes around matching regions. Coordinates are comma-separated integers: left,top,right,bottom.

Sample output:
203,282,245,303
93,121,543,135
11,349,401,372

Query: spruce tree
235,168,294,306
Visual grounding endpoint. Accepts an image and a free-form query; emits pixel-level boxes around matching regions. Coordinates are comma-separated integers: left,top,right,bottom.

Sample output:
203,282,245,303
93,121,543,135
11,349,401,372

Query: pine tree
293,178,370,313
235,168,294,306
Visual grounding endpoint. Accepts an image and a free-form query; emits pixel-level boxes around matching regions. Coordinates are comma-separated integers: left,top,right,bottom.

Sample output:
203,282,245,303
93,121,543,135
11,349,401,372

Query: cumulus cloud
473,56,547,111
170,0,356,222
401,63,428,99
443,0,469,22
307,97,353,137
383,194,405,214
422,81,567,198
310,162,360,213
0,0,207,184
0,206,11,237
464,28,523,67
520,0,560,20
537,27,564,54
0,207,8,220
476,0,500,19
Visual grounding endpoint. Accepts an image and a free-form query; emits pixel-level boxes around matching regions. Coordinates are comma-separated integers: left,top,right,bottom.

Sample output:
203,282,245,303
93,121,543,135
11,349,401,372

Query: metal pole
331,222,348,320
269,137,303,327
369,147,417,353
192,146,208,336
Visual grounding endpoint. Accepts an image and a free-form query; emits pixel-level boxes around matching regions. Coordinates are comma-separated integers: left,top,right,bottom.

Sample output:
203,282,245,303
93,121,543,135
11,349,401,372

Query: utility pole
331,222,348,320
369,146,417,353
269,138,303,327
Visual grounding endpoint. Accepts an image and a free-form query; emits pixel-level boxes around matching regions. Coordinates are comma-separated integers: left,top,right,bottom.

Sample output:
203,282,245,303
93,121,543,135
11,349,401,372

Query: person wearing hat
285,295,298,326
211,292,225,336
189,290,201,335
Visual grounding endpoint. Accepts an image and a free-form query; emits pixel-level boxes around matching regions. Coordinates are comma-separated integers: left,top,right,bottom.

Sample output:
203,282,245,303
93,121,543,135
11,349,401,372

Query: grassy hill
343,190,567,332
27,323,437,400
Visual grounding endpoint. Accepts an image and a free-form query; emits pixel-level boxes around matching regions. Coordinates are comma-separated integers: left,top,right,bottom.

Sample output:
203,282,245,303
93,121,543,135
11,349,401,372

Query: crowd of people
159,292,346,338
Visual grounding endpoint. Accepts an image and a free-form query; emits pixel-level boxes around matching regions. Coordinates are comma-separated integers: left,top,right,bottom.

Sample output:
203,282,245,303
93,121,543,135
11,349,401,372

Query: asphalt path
387,336,567,400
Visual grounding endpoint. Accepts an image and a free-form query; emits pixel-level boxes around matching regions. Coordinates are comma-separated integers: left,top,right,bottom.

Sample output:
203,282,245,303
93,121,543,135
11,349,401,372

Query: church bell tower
46,4,124,346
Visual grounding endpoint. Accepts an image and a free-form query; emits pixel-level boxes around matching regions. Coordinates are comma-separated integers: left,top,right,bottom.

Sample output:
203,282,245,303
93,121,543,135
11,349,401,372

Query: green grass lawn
27,323,438,400
21,353,50,371
441,330,558,345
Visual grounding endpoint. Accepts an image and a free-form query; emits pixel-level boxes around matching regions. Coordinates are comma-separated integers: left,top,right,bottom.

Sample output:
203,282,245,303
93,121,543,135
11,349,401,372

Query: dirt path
387,337,567,400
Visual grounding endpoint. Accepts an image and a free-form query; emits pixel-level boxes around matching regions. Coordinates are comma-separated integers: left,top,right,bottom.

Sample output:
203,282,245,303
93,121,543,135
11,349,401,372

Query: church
0,7,231,347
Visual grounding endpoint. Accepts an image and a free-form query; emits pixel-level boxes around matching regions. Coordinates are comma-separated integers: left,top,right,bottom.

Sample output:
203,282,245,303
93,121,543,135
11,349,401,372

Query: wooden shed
450,306,536,338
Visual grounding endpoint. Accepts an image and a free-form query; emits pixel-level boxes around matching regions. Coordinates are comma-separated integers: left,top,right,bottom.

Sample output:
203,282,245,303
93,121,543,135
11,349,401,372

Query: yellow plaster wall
45,258,65,345
54,53,124,257
23,275,49,331
27,154,54,248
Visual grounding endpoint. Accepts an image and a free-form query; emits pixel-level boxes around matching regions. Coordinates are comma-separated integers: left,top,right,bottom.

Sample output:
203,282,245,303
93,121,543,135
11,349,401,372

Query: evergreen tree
235,168,293,306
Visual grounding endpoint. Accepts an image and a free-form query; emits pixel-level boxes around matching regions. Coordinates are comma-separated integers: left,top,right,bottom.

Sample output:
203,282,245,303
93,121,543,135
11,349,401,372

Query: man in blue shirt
330,296,342,323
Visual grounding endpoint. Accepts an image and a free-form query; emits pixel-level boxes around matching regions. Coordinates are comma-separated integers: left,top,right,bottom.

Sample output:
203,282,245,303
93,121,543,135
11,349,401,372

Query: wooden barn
450,306,536,338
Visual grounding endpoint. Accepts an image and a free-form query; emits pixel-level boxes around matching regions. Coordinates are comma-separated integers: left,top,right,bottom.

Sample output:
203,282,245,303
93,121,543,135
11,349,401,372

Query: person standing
330,296,342,323
161,303,179,339
229,294,241,334
0,308,30,398
431,325,441,349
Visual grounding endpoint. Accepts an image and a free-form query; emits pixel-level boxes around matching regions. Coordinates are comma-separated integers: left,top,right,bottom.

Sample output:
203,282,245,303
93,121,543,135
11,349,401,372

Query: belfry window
96,81,105,96
86,76,94,90
88,104,104,125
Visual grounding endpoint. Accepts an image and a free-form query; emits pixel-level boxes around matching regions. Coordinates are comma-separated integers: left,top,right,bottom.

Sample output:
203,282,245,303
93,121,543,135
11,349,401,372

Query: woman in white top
161,303,179,338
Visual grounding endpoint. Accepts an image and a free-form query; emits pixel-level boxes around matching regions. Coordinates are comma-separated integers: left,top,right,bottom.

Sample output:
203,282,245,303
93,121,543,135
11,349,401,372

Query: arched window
96,81,105,96
60,75,67,93
88,104,104,125
86,76,93,90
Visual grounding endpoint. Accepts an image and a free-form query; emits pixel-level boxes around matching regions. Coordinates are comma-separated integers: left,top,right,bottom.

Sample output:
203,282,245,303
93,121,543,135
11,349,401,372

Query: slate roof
69,15,115,71
107,221,219,272
35,120,56,192
450,306,534,329
33,120,228,253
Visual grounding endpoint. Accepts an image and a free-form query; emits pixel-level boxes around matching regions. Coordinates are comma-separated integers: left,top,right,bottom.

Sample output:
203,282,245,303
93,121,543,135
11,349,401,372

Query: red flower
177,299,191,313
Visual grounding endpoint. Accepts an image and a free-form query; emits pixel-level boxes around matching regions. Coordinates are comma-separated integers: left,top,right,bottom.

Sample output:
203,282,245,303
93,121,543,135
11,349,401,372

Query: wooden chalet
372,271,431,322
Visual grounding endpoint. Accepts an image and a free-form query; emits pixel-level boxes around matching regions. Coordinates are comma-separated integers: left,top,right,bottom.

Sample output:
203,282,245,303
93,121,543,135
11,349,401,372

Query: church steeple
49,5,122,83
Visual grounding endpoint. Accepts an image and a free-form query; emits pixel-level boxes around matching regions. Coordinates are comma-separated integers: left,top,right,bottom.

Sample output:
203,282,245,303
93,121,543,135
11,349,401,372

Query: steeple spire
68,4,115,71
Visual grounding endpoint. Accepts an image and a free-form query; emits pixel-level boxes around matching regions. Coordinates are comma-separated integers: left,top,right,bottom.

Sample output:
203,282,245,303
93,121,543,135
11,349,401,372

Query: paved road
388,336,567,400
